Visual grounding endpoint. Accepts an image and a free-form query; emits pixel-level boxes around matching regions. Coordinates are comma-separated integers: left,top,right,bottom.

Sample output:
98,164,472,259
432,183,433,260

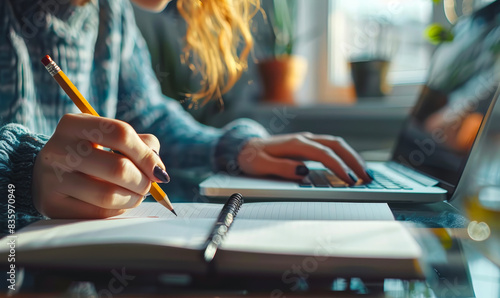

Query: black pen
203,193,244,262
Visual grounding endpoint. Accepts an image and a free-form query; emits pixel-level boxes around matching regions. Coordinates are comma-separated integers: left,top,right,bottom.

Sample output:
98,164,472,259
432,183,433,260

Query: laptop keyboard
299,169,413,190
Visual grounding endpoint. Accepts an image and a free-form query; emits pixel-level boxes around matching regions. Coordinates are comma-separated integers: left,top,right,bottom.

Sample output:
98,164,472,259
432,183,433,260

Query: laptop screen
391,1,500,193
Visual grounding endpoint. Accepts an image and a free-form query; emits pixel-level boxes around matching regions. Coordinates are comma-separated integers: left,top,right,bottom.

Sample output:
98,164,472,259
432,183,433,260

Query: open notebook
0,202,423,279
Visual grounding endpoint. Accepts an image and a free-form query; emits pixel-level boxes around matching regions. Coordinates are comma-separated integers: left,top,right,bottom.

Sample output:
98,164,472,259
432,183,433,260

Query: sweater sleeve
115,1,269,175
0,124,48,219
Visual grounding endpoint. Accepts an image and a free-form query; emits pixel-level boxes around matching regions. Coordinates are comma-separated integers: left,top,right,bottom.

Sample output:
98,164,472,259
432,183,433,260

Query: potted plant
257,0,307,105
348,19,396,98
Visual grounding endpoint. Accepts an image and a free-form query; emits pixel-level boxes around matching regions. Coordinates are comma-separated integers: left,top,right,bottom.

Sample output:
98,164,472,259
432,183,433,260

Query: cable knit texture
214,118,270,174
0,124,48,218
0,0,268,221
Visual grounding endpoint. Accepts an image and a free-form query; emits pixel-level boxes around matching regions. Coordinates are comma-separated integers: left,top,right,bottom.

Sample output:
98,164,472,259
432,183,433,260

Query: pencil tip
171,209,177,216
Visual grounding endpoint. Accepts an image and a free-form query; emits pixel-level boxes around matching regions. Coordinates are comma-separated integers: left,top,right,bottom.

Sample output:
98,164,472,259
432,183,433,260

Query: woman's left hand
237,133,372,185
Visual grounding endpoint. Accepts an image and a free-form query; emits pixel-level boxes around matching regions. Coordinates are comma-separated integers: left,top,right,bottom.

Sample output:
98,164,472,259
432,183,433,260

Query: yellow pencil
41,55,176,216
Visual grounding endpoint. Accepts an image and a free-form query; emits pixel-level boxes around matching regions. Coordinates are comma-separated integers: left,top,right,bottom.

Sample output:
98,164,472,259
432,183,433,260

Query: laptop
200,1,500,203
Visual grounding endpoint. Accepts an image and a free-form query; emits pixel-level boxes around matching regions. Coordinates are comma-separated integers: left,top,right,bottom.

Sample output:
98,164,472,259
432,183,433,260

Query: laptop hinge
387,162,440,187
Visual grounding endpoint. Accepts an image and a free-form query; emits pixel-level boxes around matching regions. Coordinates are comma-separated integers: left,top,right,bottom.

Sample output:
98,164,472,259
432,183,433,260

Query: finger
307,135,372,182
56,113,168,183
263,136,357,185
138,134,161,156
247,153,310,180
42,194,127,219
74,146,152,195
58,171,145,210
137,134,170,183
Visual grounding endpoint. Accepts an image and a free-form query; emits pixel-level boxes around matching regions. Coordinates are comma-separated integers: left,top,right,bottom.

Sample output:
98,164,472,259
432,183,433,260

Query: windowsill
259,94,416,118
215,94,415,124
209,95,416,151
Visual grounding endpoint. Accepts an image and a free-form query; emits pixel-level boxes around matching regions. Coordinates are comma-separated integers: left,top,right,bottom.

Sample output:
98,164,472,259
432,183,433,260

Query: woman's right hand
32,113,169,219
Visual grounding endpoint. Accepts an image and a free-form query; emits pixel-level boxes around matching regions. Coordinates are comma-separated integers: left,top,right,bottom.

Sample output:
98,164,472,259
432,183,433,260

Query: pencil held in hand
41,55,176,216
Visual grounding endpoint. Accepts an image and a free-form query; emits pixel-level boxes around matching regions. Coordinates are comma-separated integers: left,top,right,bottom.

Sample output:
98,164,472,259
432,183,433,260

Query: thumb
138,134,161,156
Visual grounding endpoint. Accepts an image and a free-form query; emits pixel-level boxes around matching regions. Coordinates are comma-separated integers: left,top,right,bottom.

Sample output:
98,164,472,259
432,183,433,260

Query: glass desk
2,180,500,298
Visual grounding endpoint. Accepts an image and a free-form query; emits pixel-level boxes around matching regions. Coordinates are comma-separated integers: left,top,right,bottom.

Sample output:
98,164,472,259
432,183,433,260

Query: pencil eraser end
41,55,52,66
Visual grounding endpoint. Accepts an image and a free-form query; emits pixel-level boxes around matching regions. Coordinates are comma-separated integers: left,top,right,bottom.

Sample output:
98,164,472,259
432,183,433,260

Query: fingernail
295,165,309,176
366,169,374,180
153,165,170,183
348,172,358,184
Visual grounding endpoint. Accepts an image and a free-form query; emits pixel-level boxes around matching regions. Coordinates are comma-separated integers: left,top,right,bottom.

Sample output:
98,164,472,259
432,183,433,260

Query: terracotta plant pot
257,55,308,105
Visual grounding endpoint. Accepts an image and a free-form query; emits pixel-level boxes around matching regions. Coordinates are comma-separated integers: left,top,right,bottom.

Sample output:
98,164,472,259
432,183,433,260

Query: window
294,0,496,105
329,0,433,87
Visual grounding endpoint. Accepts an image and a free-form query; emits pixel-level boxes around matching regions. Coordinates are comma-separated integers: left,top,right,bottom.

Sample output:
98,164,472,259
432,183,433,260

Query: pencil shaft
54,72,99,116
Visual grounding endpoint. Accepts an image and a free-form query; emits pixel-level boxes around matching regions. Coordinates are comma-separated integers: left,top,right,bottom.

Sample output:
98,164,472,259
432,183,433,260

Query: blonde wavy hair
177,0,260,106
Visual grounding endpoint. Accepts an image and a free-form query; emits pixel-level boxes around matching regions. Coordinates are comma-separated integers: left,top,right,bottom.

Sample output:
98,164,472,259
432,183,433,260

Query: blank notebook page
118,202,394,221
221,219,420,258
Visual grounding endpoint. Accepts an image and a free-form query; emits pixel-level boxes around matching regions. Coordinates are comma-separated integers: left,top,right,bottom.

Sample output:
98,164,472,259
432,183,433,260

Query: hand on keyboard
237,133,373,185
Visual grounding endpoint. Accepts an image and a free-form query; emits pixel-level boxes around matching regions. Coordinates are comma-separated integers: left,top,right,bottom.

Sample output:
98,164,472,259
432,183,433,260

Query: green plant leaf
424,23,454,44
272,0,298,56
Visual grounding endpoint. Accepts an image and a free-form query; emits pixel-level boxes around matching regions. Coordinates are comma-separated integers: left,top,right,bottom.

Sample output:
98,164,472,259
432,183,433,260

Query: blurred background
133,0,497,154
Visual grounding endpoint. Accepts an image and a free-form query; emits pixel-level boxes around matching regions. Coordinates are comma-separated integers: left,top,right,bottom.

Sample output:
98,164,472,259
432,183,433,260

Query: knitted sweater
0,0,268,219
